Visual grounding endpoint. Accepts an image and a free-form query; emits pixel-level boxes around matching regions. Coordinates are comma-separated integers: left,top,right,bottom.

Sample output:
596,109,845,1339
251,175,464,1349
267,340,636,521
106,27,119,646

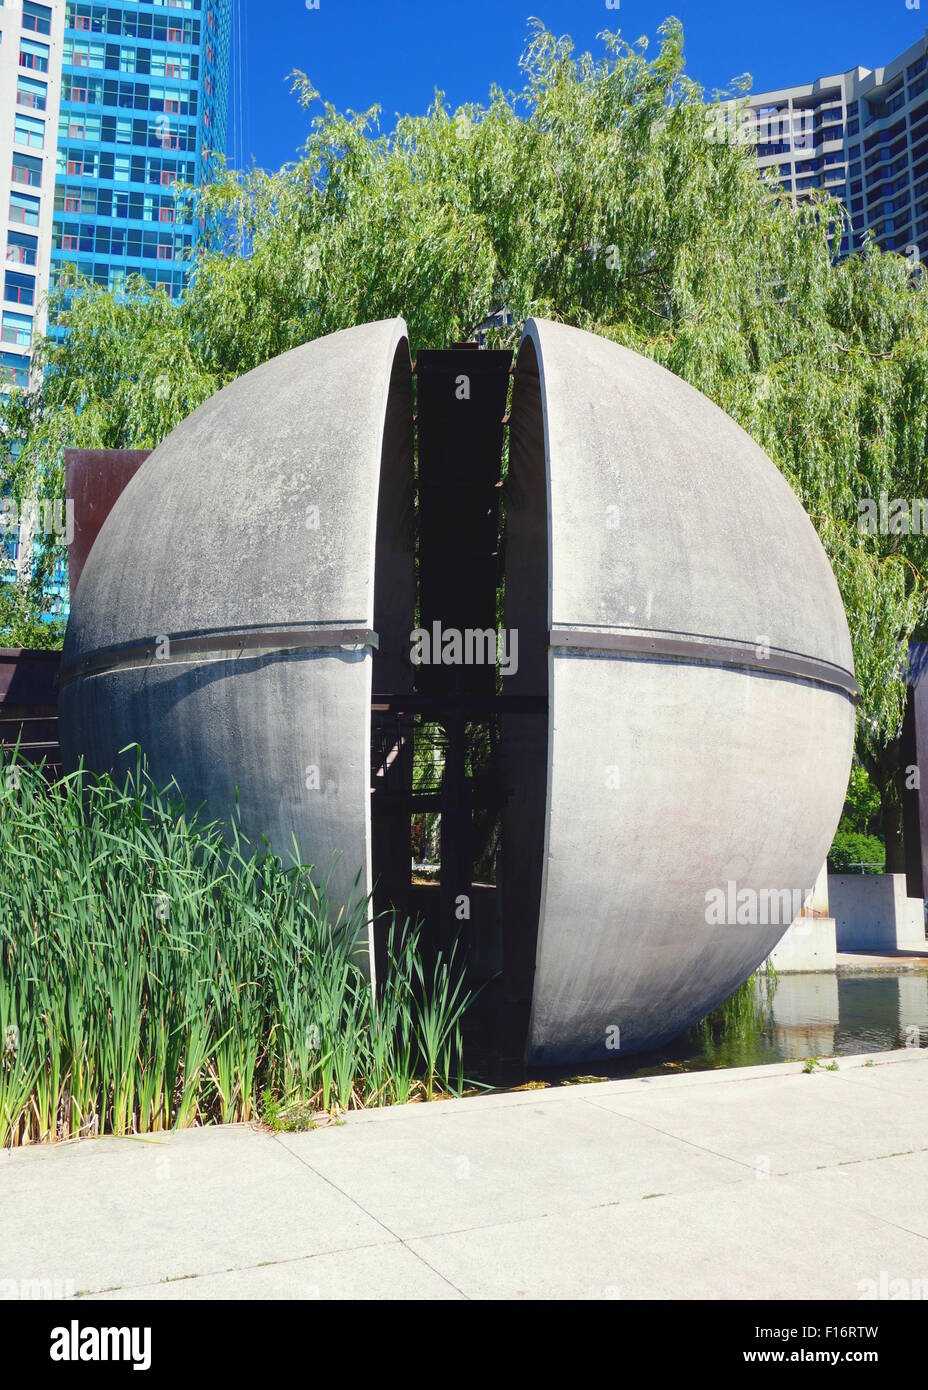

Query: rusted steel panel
0,647,60,703
0,648,62,771
65,449,151,601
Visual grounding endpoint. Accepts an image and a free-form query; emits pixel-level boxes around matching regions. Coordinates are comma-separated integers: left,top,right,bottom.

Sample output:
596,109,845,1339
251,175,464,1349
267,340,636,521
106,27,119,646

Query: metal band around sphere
549,627,858,701
58,625,380,688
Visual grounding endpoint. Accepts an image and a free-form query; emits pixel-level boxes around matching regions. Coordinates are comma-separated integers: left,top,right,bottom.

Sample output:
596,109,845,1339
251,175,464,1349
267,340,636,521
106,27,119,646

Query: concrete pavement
2,1049,927,1300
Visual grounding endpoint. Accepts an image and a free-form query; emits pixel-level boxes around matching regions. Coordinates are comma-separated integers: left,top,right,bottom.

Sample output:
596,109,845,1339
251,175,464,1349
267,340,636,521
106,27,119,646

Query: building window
22,2,52,35
11,153,43,188
4,271,35,307
9,191,41,226
14,113,45,149
16,76,47,110
20,39,50,73
1,312,33,348
0,352,30,389
7,232,38,267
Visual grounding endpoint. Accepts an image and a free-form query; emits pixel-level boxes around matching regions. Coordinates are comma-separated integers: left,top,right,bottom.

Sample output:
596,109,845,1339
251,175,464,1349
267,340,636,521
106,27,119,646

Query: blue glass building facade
50,0,230,316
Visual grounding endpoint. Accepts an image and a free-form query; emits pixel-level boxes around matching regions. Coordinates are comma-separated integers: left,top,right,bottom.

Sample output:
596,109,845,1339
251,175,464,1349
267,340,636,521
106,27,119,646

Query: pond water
468,967,928,1088
626,967,928,1077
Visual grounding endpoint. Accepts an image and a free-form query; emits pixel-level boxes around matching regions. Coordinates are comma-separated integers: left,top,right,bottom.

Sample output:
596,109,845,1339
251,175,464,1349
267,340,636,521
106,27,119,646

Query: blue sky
227,1,922,171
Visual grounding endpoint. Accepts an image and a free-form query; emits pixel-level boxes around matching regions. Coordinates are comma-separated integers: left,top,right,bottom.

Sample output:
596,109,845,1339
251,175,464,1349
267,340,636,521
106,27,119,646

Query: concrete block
768,915,837,972
830,873,927,952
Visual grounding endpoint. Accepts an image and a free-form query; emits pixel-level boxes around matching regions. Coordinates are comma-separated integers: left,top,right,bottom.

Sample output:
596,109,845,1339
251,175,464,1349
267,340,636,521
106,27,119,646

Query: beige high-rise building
744,28,928,258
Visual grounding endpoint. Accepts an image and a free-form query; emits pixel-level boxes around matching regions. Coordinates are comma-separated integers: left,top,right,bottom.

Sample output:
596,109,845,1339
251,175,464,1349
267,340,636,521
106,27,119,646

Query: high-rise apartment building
51,0,231,323
0,0,230,617
745,28,928,257
0,0,230,387
0,0,64,390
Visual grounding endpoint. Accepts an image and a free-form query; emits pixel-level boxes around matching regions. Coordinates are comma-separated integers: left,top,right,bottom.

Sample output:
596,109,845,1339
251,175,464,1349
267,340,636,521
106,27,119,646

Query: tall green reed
0,747,472,1145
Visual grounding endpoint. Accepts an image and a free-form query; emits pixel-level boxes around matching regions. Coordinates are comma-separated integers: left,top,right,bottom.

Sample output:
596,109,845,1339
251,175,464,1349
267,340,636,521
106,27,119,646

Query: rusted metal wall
0,450,150,776
0,647,62,774
65,449,150,601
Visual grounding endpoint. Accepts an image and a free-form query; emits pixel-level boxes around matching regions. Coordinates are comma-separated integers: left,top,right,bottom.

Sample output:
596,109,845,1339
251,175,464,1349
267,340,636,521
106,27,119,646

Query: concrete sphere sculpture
59,319,416,988
504,319,855,1061
59,315,856,1064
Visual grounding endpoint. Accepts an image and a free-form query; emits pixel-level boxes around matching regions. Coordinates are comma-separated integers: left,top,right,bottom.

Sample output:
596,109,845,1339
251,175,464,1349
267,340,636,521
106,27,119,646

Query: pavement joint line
578,1091,928,1181
818,1198,928,1248
830,1145,928,1167
270,1132,470,1300
404,1208,580,1248
71,1236,400,1300
830,1069,928,1099
576,1093,772,1176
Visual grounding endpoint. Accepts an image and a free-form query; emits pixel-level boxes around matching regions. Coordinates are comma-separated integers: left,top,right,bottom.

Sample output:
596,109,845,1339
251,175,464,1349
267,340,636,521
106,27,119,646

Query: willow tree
3,18,926,856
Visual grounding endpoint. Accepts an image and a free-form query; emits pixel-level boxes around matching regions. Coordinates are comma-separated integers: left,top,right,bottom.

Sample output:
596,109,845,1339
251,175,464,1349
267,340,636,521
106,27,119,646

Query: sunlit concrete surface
59,319,415,962
830,873,928,953
2,1050,927,1301
508,319,856,1062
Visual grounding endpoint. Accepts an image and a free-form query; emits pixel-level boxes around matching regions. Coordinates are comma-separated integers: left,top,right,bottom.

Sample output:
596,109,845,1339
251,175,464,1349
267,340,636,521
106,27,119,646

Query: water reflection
467,969,928,1088
630,969,928,1077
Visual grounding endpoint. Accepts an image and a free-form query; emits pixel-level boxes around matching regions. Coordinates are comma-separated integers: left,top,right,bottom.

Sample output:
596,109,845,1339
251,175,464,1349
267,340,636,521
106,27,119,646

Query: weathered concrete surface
831,873,927,953
838,949,928,970
768,863,837,972
1,1050,926,1301
768,917,837,972
58,321,415,954
507,320,856,1063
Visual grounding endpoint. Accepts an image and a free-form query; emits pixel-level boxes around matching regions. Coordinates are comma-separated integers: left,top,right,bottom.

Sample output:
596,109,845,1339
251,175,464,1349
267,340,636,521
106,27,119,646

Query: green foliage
0,748,470,1145
829,761,887,869
0,581,65,650
3,18,926,765
827,829,886,873
838,762,882,836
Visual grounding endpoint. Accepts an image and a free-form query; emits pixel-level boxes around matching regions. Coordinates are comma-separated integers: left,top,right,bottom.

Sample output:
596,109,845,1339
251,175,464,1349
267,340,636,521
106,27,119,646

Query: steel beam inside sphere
504,318,856,1063
415,346,512,950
